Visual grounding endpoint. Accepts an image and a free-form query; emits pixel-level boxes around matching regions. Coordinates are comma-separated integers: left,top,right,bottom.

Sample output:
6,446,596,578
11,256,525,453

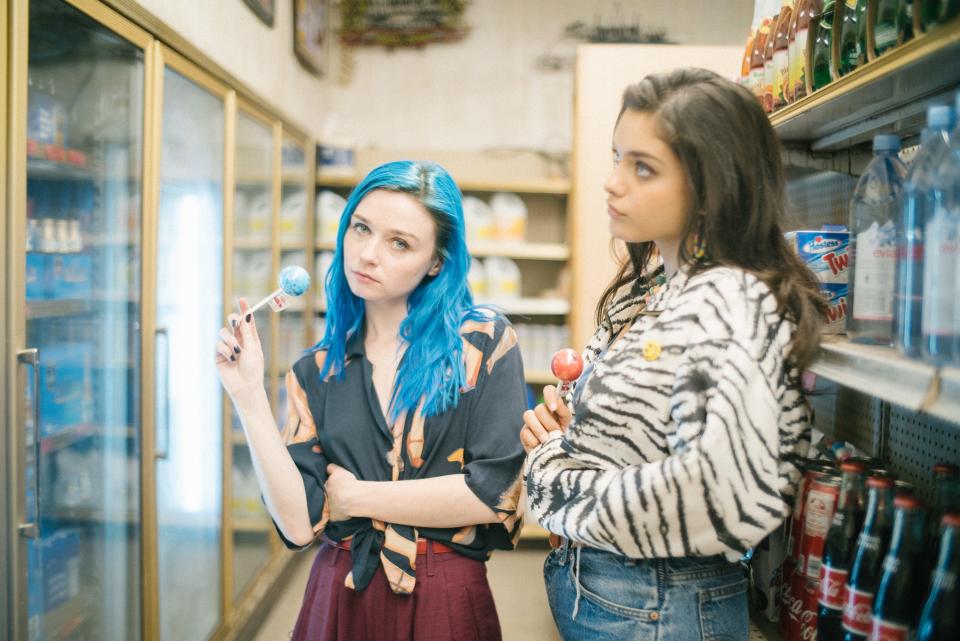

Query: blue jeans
543,543,749,641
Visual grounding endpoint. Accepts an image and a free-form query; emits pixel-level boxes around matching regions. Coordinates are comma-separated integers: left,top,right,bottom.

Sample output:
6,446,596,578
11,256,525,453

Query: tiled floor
252,544,561,641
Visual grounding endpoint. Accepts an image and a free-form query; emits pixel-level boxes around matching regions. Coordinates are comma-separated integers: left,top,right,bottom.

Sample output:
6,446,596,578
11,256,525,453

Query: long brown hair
595,68,825,369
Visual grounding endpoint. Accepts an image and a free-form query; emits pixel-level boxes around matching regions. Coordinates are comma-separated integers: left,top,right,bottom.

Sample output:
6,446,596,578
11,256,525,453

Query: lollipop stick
247,287,286,315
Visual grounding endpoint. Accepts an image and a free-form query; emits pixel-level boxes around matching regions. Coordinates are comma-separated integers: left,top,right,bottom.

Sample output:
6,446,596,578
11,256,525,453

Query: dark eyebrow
352,213,419,242
613,148,662,166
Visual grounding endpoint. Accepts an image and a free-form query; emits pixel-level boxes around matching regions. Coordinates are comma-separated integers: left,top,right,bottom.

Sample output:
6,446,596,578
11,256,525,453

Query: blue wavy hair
315,160,487,421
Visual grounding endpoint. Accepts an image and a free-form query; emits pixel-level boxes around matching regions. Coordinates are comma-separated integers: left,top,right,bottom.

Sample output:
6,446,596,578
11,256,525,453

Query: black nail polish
234,346,241,354
230,354,236,362
245,314,252,323
231,319,238,329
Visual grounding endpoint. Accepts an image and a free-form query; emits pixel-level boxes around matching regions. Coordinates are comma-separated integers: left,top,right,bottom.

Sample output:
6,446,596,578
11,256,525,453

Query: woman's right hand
520,385,572,454
215,297,266,401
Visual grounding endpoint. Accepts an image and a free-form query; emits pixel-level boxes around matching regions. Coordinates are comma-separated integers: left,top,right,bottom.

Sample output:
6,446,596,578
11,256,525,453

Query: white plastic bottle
848,134,906,344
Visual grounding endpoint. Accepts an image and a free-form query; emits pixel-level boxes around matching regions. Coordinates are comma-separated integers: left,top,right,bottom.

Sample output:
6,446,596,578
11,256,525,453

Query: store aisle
252,545,561,641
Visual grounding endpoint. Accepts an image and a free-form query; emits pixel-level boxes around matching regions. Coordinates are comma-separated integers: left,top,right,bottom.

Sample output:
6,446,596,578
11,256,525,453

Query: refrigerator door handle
17,348,41,539
155,327,171,459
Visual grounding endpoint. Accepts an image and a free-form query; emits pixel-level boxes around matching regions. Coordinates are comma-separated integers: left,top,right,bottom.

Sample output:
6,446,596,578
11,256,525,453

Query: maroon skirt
291,541,503,641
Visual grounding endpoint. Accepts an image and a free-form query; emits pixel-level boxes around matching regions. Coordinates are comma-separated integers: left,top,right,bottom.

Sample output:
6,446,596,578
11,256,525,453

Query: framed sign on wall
340,0,470,48
242,0,275,27
294,0,328,75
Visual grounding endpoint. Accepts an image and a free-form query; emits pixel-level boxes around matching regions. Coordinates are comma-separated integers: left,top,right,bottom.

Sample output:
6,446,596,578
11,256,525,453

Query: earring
692,230,707,260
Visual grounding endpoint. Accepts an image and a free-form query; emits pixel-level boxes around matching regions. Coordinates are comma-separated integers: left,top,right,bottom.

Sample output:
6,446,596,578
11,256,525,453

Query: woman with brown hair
521,68,825,640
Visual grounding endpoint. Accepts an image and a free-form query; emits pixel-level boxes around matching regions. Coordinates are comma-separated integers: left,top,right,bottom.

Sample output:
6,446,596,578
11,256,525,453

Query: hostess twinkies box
786,230,850,334
785,230,850,284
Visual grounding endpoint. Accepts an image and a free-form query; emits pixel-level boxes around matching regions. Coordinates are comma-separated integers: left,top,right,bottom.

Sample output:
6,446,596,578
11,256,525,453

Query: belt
329,537,455,555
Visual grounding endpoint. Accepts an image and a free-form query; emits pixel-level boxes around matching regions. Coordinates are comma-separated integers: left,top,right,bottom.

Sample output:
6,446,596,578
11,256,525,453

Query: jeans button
649,612,660,621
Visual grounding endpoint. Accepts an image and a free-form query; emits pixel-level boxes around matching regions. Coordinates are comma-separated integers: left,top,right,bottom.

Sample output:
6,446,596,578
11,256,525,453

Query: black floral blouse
277,314,527,594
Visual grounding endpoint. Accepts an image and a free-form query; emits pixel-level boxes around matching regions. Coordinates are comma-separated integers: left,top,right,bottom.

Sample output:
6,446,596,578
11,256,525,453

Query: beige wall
133,0,752,149
134,0,326,135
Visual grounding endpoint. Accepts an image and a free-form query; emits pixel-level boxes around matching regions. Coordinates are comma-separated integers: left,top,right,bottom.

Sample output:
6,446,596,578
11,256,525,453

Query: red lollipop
550,348,584,396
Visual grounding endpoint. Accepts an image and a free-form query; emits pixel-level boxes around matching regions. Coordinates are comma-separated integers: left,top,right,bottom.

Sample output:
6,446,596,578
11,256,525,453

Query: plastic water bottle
923,94,960,364
848,134,906,344
895,106,955,358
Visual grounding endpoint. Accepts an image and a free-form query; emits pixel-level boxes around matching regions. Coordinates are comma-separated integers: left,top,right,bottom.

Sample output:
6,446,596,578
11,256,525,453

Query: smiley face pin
642,340,661,361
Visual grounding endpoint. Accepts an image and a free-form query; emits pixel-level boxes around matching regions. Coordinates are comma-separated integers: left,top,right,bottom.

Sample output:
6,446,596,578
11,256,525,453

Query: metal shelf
771,19,960,151
234,518,272,533
27,155,99,180
26,299,94,318
809,337,958,423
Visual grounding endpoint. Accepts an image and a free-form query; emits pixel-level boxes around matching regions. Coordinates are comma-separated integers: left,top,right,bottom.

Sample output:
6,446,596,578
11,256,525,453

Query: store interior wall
133,0,751,152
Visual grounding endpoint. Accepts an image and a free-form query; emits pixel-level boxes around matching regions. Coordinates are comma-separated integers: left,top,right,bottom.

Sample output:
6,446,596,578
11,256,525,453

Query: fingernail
230,354,236,362
548,403,557,412
233,346,241,354
245,314,252,323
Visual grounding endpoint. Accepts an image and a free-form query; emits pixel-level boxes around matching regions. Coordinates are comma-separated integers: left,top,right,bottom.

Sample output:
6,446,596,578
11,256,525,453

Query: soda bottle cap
942,513,960,528
927,105,956,130
894,495,921,509
867,476,895,488
840,461,866,473
933,463,959,477
873,134,901,152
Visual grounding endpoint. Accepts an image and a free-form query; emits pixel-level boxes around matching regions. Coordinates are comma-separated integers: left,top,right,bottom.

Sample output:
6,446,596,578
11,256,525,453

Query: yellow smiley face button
642,340,661,361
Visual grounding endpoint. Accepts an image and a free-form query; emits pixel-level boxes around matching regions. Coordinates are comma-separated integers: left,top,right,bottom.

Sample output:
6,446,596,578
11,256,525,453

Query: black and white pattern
525,266,811,561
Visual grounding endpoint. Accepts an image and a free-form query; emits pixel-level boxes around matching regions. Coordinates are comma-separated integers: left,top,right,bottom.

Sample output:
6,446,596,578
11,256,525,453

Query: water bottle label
818,564,848,609
871,617,909,641
922,210,958,334
853,221,896,321
842,586,874,635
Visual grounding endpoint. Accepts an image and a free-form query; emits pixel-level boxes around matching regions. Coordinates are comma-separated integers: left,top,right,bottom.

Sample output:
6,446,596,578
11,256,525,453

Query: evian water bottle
848,134,906,344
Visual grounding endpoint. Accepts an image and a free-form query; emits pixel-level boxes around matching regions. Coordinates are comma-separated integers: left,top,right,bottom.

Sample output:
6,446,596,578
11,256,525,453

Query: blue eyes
612,152,654,178
350,221,408,250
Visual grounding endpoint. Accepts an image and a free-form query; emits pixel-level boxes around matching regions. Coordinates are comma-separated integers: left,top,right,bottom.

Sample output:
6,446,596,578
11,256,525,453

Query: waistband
327,537,455,555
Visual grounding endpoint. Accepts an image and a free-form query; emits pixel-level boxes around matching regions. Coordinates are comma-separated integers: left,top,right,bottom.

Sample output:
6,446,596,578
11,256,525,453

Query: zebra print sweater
525,265,811,561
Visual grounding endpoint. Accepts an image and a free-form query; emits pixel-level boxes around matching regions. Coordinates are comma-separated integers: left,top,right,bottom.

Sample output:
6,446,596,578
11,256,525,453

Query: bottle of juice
812,1,837,91
763,0,783,112
742,0,765,87
774,0,796,109
790,0,824,102
895,106,955,358
848,134,906,344
838,0,869,76
750,1,777,102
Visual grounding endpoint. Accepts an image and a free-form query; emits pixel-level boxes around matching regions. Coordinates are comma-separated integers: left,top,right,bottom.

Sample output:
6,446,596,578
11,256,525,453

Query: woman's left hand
325,463,361,521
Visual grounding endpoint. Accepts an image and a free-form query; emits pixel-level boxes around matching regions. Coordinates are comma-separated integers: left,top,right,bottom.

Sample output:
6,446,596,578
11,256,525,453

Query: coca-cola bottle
916,513,960,641
842,475,896,641
924,464,960,579
870,494,926,641
819,461,867,641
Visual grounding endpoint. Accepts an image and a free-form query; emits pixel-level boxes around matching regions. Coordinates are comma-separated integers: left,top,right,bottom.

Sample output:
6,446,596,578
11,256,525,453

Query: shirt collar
345,325,367,359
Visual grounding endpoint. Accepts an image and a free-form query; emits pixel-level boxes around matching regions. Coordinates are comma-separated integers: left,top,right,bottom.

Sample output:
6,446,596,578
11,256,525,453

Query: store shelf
469,241,569,260
26,299,94,318
749,613,781,641
231,431,248,446
809,337,959,422
524,370,556,385
234,518,272,533
233,237,272,251
49,506,138,525
771,19,960,151
40,592,95,641
317,171,570,195
41,423,95,455
479,298,570,316
27,155,99,180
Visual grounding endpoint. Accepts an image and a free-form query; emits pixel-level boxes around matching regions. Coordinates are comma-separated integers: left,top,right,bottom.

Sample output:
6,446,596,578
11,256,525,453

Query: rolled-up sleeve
275,367,330,549
462,319,528,547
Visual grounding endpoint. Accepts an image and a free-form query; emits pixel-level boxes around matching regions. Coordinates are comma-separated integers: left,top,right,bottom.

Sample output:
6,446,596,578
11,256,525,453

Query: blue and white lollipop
248,265,311,314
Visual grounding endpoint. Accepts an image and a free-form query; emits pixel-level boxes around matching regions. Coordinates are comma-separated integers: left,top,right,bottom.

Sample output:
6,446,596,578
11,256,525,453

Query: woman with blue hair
215,161,528,640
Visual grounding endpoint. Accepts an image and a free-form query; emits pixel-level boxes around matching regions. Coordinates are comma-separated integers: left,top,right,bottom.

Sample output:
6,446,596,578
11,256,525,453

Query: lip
607,203,625,218
352,270,379,284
